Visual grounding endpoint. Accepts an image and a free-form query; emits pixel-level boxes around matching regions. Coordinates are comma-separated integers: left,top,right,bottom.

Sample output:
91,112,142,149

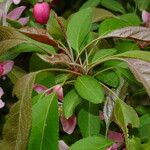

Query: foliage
0,0,150,150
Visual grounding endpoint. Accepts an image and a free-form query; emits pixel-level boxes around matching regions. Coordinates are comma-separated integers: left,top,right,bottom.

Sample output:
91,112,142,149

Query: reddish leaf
106,26,150,42
125,58,150,96
19,27,58,46
37,54,71,65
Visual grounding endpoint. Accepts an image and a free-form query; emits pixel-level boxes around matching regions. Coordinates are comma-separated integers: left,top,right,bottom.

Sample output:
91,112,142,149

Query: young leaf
106,26,150,42
138,114,150,142
63,89,82,119
116,51,150,62
80,0,100,10
92,8,115,23
114,99,140,139
126,137,143,150
100,0,125,14
91,48,117,64
7,65,26,84
0,73,36,149
78,102,101,137
99,18,129,35
125,58,150,96
75,76,104,104
67,8,92,53
70,136,113,150
28,93,58,150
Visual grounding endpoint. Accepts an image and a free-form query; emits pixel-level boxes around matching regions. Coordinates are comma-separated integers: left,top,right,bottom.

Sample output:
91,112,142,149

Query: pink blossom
60,115,77,134
0,87,5,109
33,2,50,24
107,130,124,150
142,10,150,23
0,60,14,76
12,0,21,5
59,140,69,150
108,130,124,143
33,84,63,101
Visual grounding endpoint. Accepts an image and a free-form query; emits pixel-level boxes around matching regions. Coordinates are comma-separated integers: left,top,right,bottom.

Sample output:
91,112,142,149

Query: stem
88,57,125,73
38,68,81,76
99,82,120,100
75,35,104,62
54,12,74,62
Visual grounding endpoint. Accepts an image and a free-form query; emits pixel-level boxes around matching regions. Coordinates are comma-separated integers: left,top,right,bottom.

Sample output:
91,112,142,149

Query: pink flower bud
142,10,150,23
33,2,50,24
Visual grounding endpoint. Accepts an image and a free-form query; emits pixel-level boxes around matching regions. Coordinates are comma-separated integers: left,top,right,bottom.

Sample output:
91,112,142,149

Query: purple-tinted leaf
19,27,58,46
59,140,69,150
18,17,29,26
106,26,150,42
7,6,26,20
37,54,71,65
103,96,115,133
125,58,150,96
60,115,77,134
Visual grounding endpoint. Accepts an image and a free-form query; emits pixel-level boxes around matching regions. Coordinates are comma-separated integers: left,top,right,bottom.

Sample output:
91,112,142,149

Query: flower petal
142,10,150,23
60,115,77,134
108,130,124,143
59,140,69,150
0,60,14,76
18,16,29,26
33,84,47,94
0,99,5,109
7,6,26,20
0,87,4,98
12,0,21,5
53,85,63,101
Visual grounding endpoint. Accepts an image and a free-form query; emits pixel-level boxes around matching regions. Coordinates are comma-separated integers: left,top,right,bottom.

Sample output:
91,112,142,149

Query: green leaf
100,0,125,13
67,8,92,53
7,66,26,84
63,89,82,119
78,102,101,137
119,13,141,26
139,114,150,142
99,18,128,35
116,51,150,62
80,0,100,10
135,0,150,10
92,8,115,23
7,18,22,28
114,99,140,139
96,71,120,88
47,10,67,40
75,76,104,104
115,41,139,53
28,93,59,150
0,73,36,149
70,136,113,150
0,26,27,55
126,137,143,150
91,48,117,64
